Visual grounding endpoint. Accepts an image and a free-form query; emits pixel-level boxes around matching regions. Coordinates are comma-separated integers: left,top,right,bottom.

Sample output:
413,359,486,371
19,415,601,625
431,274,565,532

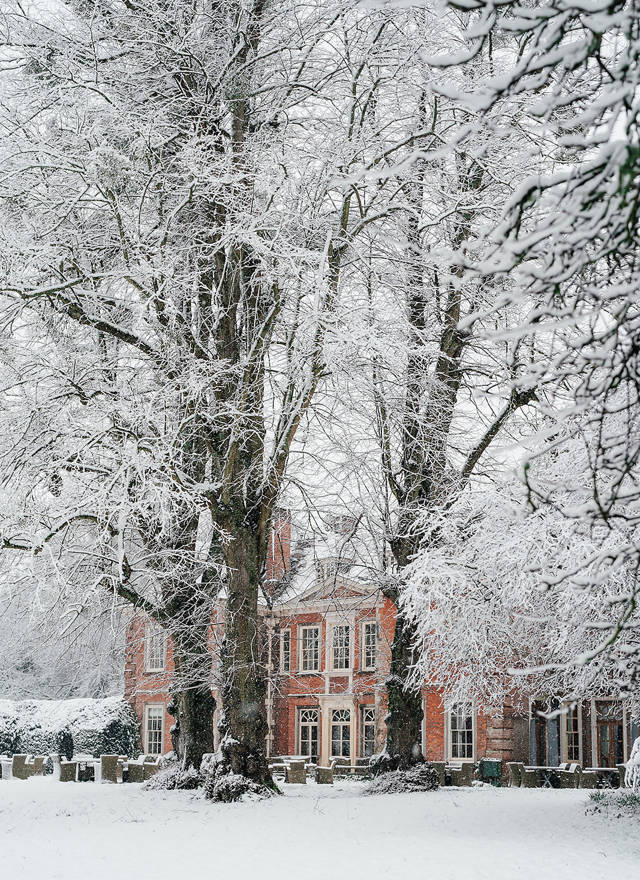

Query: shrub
144,764,202,791
364,763,440,795
588,790,640,818
0,697,141,757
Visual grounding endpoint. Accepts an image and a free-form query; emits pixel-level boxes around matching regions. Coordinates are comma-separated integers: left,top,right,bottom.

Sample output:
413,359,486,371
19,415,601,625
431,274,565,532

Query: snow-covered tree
420,0,640,697
322,8,548,771
0,0,410,785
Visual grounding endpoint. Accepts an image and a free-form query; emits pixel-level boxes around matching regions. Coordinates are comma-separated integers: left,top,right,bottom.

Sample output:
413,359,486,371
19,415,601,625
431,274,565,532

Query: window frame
361,620,377,671
280,628,291,673
299,625,321,673
561,701,582,764
447,702,475,763
360,705,376,758
144,622,167,673
330,708,352,759
331,623,350,672
144,704,164,755
296,706,319,760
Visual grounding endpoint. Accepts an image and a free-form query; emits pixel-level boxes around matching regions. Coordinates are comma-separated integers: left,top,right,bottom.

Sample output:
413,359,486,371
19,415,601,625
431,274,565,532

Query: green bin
479,758,502,786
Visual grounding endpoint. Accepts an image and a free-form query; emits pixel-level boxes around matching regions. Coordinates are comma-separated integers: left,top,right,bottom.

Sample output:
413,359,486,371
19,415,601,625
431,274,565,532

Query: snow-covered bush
588,790,640,819
144,764,202,791
364,763,439,795
625,737,640,794
0,697,140,757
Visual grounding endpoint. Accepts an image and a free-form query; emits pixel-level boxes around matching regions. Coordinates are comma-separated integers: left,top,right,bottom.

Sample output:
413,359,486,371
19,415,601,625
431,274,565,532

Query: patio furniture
558,763,581,788
12,754,31,780
77,759,95,782
285,760,307,784
60,760,78,782
31,756,46,776
521,767,539,788
430,762,446,787
50,754,61,781
316,766,334,785
99,754,121,784
579,770,598,788
0,755,13,780
616,764,627,788
127,758,145,783
143,756,162,781
449,763,475,786
506,762,523,787
589,768,620,789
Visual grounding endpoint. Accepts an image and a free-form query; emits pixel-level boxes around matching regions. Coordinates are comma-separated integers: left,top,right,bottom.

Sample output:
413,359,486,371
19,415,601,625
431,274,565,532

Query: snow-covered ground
1,777,638,879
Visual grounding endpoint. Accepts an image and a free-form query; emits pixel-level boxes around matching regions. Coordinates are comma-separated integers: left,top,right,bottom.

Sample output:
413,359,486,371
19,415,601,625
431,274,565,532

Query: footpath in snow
1,777,638,880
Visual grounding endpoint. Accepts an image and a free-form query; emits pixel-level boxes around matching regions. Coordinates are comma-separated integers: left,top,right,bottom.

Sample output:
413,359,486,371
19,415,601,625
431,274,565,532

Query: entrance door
596,701,624,767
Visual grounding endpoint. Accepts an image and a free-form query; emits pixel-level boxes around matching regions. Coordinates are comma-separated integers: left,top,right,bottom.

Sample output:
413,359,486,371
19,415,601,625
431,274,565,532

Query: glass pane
599,726,610,765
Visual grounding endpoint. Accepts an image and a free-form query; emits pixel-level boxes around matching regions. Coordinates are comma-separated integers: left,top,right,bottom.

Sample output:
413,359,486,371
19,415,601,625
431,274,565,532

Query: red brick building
124,518,639,769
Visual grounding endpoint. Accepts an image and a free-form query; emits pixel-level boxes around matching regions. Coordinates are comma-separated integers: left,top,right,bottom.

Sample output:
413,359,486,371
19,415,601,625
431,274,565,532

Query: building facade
124,525,639,770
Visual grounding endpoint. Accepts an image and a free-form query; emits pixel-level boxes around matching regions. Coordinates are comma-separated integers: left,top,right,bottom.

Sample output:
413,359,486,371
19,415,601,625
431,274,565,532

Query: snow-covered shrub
588,790,640,818
205,771,269,803
144,764,202,791
202,750,274,802
364,763,439,795
625,736,640,793
0,697,140,757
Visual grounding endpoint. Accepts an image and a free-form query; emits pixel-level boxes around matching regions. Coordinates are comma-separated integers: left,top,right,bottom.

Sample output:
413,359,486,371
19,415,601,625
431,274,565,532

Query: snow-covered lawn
2,777,638,879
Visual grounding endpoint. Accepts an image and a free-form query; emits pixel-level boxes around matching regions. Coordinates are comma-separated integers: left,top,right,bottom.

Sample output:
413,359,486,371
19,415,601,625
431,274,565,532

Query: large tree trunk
380,587,425,771
169,683,216,770
217,519,274,788
168,625,216,770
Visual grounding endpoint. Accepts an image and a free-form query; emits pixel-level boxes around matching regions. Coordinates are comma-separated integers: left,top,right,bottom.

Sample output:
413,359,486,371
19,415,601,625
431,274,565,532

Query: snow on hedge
0,696,141,757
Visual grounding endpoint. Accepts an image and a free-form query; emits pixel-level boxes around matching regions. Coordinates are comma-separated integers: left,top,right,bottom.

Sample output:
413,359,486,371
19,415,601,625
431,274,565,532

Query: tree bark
169,681,216,770
217,516,274,788
167,610,217,769
378,584,425,771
